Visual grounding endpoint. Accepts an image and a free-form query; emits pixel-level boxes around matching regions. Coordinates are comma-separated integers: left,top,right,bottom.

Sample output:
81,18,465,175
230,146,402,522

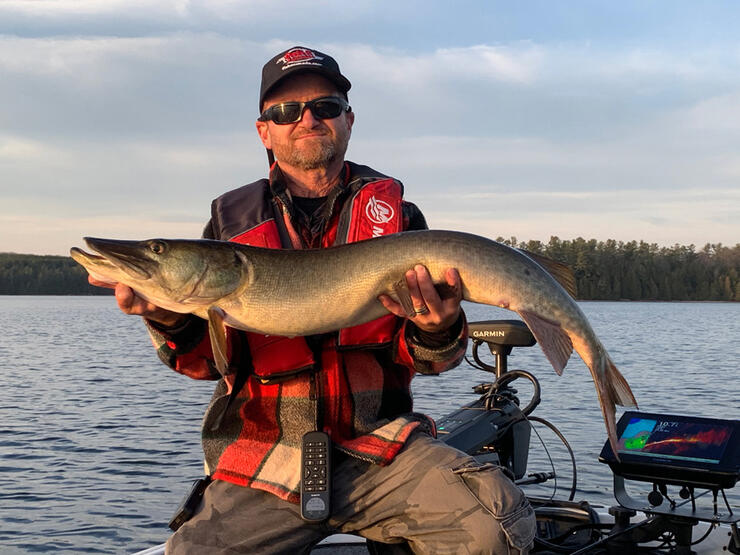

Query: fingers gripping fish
71,229,637,456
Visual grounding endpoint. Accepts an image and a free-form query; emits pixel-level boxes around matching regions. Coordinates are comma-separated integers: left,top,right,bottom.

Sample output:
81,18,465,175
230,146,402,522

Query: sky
1,1,739,256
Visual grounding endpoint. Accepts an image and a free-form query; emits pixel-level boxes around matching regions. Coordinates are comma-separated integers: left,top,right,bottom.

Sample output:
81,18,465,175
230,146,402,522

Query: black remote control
300,430,331,522
168,476,211,531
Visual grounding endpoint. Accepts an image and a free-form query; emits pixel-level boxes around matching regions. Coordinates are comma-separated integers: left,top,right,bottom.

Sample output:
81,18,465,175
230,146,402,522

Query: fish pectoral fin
207,306,230,376
392,278,417,318
520,249,578,298
518,310,573,375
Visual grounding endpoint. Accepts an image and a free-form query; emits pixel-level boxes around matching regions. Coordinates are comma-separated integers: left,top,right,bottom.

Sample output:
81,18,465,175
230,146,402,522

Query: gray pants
167,433,536,554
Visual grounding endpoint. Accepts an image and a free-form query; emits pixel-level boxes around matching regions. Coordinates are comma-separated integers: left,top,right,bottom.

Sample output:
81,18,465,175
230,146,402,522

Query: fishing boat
133,319,739,554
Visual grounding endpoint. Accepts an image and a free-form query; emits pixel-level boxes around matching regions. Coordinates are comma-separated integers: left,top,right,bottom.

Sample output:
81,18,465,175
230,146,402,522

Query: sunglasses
258,96,351,125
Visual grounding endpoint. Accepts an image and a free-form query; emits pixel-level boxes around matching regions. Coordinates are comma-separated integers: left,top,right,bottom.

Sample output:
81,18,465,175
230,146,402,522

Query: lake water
0,297,738,553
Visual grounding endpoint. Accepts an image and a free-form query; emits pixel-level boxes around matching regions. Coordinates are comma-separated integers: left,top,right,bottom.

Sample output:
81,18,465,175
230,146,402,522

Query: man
95,46,535,553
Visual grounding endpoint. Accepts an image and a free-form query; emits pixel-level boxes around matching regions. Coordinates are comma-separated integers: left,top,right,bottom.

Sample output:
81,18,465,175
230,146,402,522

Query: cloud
343,43,543,87
0,135,61,163
340,41,740,146
0,213,206,256
1,131,265,212
680,91,740,133
3,33,737,143
0,34,265,141
0,0,379,39
421,187,740,248
1,20,739,254
0,0,243,24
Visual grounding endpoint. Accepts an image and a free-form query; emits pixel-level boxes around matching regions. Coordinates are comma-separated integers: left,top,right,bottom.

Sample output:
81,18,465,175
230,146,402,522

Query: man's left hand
379,266,462,333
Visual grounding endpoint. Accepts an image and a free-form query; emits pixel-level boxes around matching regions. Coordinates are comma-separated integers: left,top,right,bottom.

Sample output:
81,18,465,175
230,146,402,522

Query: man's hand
378,266,462,333
88,276,187,328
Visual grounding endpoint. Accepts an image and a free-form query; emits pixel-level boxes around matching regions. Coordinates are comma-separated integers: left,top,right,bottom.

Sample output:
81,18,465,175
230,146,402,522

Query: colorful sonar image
618,417,733,464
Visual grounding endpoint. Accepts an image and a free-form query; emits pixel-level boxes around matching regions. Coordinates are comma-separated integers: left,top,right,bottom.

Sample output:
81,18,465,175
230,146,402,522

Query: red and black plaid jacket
146,162,467,502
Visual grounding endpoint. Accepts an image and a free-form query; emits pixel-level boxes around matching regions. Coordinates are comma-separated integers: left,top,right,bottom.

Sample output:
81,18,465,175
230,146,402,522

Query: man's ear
256,120,271,149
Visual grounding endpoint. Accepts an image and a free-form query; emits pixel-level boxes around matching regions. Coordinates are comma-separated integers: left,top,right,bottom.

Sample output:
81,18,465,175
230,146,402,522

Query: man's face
256,73,354,172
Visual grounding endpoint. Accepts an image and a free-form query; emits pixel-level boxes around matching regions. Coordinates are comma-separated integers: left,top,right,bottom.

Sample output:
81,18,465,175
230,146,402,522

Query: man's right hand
88,277,187,328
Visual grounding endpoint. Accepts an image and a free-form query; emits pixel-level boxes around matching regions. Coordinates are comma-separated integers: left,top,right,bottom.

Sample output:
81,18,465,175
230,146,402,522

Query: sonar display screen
617,416,734,465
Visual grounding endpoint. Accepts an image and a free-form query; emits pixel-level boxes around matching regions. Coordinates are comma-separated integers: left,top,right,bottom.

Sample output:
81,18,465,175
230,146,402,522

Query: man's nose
299,106,322,127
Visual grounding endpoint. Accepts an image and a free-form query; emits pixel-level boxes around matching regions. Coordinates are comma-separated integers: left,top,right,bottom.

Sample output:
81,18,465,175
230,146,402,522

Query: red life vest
213,166,405,383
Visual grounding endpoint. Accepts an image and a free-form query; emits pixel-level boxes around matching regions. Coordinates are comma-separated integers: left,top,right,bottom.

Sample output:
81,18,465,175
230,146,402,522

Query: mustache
292,130,330,139
292,121,331,139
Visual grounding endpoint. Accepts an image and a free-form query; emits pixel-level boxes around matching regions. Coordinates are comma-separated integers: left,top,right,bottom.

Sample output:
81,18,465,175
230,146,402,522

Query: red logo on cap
278,48,323,65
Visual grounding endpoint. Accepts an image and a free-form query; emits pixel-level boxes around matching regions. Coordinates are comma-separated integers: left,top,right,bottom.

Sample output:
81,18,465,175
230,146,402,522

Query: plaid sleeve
394,311,468,375
145,316,222,380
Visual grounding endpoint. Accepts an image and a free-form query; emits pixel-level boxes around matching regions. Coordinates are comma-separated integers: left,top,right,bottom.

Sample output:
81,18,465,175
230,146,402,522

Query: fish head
71,237,251,309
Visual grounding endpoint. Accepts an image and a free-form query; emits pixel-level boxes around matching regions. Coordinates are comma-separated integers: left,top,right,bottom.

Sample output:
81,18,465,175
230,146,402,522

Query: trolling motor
437,320,541,480
438,320,595,552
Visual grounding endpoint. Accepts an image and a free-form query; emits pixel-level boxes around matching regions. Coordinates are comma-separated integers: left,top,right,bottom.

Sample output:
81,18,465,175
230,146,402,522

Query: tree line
0,253,112,295
1,238,739,300
497,237,739,302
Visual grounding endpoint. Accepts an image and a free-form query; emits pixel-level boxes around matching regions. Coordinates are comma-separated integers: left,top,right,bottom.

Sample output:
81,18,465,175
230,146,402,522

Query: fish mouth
70,246,107,266
79,237,156,280
70,246,121,283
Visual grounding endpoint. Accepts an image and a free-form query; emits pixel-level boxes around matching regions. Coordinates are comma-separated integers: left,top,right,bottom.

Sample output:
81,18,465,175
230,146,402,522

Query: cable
466,348,572,502
689,523,716,546
486,395,560,502
532,523,611,555
548,521,612,544
568,516,660,555
464,353,484,371
528,415,578,501
533,536,578,553
523,411,559,501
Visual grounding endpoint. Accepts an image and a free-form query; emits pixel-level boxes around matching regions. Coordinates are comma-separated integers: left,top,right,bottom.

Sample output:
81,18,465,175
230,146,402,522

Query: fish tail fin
604,354,638,409
600,390,621,462
518,310,573,376
592,351,638,462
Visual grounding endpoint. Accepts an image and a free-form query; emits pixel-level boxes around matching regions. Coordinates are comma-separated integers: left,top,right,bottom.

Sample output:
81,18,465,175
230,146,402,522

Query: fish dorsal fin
517,309,573,376
392,277,416,318
207,306,229,376
519,249,577,298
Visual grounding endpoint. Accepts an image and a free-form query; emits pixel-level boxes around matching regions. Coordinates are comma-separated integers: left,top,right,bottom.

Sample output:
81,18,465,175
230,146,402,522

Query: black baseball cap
259,46,352,110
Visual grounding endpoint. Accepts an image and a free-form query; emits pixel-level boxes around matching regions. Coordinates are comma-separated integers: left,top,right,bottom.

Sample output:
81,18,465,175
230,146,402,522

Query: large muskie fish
71,230,637,454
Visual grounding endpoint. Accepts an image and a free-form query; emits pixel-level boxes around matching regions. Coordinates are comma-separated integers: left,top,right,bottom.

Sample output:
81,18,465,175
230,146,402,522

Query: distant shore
2,236,739,301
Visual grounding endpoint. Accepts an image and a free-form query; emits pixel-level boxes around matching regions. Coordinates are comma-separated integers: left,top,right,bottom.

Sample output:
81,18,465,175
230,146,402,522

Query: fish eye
149,240,167,255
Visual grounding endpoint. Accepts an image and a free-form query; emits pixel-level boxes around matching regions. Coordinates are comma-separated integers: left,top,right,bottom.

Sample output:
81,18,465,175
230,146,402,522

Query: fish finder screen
618,416,733,465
